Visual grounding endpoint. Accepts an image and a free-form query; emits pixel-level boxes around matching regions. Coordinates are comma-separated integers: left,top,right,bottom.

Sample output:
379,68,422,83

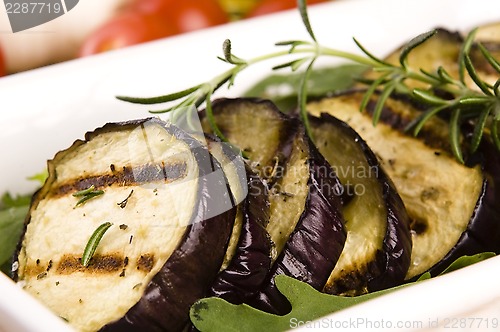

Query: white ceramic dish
1,0,499,331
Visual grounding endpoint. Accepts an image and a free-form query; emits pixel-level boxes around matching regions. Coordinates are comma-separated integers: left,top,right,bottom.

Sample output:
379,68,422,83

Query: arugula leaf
191,275,399,332
439,252,495,274
190,253,495,332
244,64,367,112
0,203,30,274
0,170,46,275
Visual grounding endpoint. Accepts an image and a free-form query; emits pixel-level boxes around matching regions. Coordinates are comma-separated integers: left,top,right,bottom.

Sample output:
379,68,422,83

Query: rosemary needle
73,185,104,207
81,222,113,267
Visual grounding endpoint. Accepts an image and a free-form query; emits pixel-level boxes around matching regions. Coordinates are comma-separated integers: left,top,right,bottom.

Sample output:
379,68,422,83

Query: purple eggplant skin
208,166,273,304
310,113,412,293
248,127,346,315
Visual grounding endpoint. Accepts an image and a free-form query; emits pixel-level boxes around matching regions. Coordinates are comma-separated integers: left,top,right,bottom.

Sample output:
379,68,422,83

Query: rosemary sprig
116,0,500,163
81,222,113,267
72,185,104,207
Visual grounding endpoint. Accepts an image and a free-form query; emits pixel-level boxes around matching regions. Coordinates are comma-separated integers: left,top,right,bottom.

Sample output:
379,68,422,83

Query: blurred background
0,0,332,77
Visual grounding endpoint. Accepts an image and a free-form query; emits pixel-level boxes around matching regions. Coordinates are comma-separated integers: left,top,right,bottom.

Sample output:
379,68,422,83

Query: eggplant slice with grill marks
307,92,500,279
248,125,347,314
309,114,412,296
201,98,346,314
14,118,237,332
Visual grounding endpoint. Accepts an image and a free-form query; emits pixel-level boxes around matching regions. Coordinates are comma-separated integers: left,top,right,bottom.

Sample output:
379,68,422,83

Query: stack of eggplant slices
11,25,500,332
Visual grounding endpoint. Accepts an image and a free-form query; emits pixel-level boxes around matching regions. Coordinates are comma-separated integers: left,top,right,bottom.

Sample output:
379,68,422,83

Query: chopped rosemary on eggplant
72,185,105,207
81,222,113,267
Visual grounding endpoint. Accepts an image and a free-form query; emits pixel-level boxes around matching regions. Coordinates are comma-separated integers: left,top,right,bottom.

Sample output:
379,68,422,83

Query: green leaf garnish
81,222,113,267
26,169,48,186
439,252,495,274
190,275,400,332
0,204,30,274
190,253,495,331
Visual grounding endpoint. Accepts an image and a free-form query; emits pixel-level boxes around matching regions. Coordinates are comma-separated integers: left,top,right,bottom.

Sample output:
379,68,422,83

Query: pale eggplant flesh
309,113,412,295
14,118,237,332
307,92,500,279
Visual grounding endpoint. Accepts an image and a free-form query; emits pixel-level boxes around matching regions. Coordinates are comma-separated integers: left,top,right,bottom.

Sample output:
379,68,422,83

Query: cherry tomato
130,0,229,33
79,12,177,56
246,0,328,18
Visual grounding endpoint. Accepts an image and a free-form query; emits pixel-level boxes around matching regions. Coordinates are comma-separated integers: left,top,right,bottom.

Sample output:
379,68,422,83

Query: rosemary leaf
459,28,477,84
458,96,491,106
407,104,450,136
478,43,500,74
412,89,448,106
419,68,441,82
372,82,396,126
449,108,464,163
437,66,461,85
73,186,104,207
275,40,309,47
353,38,392,66
149,107,176,114
205,89,227,141
297,0,316,42
117,85,201,105
72,185,97,197
470,106,492,153
273,58,308,71
75,192,104,207
81,222,113,267
464,54,493,96
222,39,246,65
399,30,437,69
359,72,390,113
493,79,500,97
492,119,500,151
298,59,316,139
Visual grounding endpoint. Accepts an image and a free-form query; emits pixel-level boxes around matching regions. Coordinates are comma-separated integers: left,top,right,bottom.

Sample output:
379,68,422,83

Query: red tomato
246,0,328,18
130,0,229,33
79,12,177,56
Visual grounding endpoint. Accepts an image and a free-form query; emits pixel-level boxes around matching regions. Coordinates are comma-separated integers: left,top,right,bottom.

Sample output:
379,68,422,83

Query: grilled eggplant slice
205,135,248,270
307,92,500,279
309,114,411,295
201,98,346,313
249,125,347,314
209,166,272,304
14,118,237,332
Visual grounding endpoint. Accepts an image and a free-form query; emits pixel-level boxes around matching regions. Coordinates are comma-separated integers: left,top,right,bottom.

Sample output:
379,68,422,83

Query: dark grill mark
56,254,124,275
137,254,155,272
50,162,187,197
